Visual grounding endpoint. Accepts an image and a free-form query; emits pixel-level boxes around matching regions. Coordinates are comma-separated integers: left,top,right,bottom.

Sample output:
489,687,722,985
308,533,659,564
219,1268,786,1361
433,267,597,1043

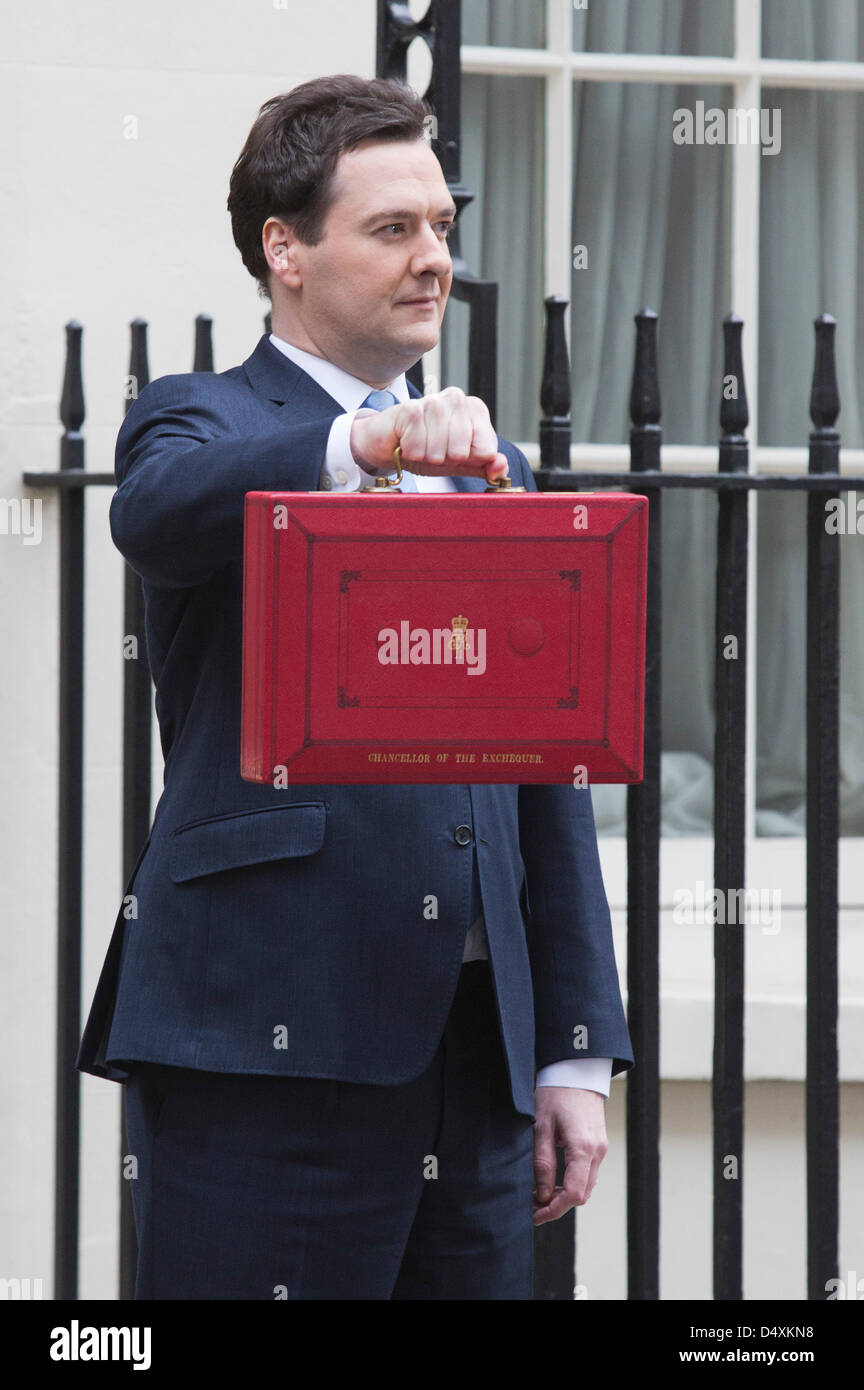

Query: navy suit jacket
76,333,633,1120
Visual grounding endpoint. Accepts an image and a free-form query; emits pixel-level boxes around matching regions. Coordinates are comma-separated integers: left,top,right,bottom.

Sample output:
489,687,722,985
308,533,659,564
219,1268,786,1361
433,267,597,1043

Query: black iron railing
533,301,847,1303
23,313,220,1300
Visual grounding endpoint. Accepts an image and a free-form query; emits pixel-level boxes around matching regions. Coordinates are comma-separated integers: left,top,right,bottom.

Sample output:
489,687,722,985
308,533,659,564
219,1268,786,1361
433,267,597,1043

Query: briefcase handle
361,446,526,493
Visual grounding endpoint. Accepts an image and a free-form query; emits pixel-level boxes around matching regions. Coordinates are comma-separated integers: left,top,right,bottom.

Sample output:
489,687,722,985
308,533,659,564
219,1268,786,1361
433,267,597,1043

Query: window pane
759,89,864,448
440,74,544,443
462,0,545,49
568,80,732,837
570,82,732,445
572,0,733,57
757,90,864,836
763,0,864,62
443,70,728,840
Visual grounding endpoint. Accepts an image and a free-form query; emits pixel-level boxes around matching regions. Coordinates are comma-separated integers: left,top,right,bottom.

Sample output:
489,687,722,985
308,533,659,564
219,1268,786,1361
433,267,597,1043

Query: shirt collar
268,333,409,412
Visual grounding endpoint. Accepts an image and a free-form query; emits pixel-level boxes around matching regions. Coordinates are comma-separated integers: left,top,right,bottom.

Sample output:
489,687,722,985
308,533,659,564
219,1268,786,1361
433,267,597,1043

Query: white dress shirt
268,333,613,1097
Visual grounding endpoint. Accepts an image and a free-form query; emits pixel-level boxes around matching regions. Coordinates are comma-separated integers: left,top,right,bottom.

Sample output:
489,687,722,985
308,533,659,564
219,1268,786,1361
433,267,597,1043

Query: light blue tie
360,389,418,491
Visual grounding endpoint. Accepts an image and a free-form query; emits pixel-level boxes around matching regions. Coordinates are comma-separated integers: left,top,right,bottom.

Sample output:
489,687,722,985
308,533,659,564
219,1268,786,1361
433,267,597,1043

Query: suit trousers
123,959,536,1299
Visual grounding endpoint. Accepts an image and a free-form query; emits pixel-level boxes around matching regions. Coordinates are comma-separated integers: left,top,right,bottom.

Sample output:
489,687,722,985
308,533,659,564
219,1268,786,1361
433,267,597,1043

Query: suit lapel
240,334,345,422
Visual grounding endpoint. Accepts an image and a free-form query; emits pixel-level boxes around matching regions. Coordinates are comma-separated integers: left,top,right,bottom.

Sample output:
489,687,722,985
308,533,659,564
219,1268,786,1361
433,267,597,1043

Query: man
77,74,633,1300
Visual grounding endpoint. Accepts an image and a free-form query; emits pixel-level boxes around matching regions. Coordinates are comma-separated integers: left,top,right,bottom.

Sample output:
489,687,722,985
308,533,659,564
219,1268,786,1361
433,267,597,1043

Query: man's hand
349,385,510,483
532,1086,608,1225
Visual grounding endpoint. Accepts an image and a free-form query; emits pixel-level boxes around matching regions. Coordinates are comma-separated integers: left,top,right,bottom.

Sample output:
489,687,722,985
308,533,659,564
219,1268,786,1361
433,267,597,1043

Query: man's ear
262,216,302,288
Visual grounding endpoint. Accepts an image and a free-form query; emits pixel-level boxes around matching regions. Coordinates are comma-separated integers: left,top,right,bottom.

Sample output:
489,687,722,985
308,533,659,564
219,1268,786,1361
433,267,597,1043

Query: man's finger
532,1149,602,1225
465,404,502,463
443,405,474,464
395,401,430,463
476,451,510,482
409,392,448,463
532,1121,558,1207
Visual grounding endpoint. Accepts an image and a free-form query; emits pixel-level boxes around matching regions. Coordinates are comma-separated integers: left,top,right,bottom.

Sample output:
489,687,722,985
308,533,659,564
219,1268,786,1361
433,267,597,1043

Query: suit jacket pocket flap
168,803,326,882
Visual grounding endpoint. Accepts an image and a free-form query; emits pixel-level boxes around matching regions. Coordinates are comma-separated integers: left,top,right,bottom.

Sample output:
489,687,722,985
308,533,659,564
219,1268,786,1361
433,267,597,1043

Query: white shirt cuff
319,409,382,491
535,1057,613,1096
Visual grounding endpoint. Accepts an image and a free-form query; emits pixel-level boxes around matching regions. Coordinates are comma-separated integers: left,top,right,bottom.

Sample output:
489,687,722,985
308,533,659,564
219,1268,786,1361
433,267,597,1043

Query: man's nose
411,226,452,279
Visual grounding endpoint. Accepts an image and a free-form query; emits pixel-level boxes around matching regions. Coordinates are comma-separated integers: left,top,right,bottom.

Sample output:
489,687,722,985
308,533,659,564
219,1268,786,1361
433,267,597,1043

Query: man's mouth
397,295,439,309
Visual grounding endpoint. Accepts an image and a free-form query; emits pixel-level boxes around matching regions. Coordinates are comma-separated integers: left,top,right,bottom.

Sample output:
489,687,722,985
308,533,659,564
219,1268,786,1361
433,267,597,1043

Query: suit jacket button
454,824,473,845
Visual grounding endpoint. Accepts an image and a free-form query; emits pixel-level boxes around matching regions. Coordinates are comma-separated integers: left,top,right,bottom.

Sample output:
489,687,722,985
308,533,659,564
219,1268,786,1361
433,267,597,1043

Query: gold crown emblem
449,613,468,651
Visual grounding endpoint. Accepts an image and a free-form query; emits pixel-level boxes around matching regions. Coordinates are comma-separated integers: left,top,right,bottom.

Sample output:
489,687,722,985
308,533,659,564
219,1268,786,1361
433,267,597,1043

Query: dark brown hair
227,75,432,299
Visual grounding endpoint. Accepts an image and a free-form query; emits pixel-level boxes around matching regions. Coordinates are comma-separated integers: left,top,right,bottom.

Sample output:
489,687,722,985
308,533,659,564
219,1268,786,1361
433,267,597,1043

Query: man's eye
378,222,454,237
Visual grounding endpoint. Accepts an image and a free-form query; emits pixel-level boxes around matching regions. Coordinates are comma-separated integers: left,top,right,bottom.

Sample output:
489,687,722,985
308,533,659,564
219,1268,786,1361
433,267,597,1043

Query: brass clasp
361,445,407,491
484,471,526,492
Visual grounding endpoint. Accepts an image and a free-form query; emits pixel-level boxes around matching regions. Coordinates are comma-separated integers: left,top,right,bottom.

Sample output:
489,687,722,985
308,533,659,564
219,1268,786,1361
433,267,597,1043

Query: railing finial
539,295,572,472
719,312,749,445
194,313,214,373
128,319,150,413
629,308,661,471
60,320,85,436
809,312,839,437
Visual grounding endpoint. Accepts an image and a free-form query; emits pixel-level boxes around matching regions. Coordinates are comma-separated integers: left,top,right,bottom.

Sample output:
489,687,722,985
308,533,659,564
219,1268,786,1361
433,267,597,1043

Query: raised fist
350,386,510,483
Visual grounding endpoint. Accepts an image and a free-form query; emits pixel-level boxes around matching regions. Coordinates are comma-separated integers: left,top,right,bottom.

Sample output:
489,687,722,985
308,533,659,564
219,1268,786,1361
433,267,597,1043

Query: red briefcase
241,473,647,786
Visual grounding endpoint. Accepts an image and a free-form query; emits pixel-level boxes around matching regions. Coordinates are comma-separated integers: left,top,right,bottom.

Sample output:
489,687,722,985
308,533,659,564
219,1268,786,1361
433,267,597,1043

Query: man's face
267,138,455,384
